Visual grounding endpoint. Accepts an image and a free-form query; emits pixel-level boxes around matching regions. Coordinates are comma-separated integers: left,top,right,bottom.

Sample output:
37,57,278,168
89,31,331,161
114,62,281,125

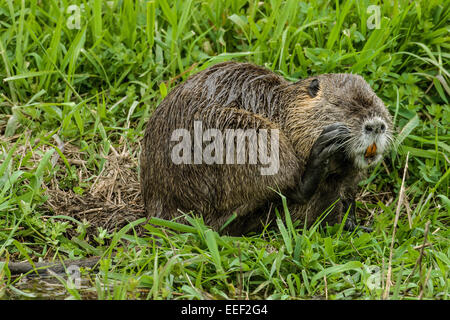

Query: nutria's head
287,73,393,169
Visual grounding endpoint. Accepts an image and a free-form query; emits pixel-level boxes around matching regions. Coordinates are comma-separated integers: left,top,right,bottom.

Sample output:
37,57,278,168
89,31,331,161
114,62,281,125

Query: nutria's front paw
288,123,350,204
309,123,350,170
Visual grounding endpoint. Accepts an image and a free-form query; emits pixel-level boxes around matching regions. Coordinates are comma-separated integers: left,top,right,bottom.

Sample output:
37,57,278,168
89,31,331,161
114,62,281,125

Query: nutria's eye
308,79,320,98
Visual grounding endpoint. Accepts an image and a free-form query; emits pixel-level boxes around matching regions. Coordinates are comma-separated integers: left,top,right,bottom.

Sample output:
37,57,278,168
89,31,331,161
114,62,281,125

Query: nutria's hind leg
342,199,372,232
219,201,276,235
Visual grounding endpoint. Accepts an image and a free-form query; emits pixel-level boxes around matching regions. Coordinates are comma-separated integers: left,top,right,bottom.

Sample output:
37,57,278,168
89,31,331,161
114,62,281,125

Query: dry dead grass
43,139,145,236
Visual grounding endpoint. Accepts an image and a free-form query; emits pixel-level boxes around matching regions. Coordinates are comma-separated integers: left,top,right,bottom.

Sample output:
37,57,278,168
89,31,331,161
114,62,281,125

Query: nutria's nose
364,119,386,135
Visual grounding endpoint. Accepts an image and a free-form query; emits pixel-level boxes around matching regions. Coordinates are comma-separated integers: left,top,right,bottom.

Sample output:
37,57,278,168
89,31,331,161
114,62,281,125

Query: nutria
140,62,393,235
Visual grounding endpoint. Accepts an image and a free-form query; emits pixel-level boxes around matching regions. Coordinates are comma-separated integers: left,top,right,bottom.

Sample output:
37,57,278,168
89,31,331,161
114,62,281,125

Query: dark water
2,274,96,300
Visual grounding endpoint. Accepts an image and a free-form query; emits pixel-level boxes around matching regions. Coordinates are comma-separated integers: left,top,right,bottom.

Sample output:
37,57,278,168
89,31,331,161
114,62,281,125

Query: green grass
0,0,449,300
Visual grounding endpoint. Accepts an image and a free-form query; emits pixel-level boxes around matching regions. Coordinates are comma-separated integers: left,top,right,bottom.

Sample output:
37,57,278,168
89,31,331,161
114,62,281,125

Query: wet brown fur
140,62,392,235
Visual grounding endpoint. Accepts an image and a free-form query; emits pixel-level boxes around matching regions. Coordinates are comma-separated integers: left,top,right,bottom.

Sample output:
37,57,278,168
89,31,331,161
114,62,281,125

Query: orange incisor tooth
365,143,377,158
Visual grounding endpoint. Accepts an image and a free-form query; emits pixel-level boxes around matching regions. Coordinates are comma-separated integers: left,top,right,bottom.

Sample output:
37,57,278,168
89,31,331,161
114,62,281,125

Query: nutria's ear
308,79,320,97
